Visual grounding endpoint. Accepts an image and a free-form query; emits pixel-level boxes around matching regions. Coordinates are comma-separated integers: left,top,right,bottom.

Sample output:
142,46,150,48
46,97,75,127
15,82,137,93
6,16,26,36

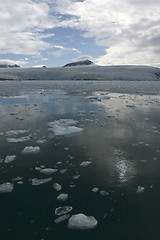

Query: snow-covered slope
0,65,159,81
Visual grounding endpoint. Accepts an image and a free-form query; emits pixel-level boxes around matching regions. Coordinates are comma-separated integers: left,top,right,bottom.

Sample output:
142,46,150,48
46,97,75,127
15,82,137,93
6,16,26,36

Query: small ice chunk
80,161,92,167
55,206,73,216
72,174,80,180
57,193,68,201
5,155,16,163
55,214,70,224
7,135,31,143
31,178,52,186
92,187,99,193
36,139,47,144
21,146,40,154
60,169,67,174
0,182,14,193
137,186,145,193
68,213,98,230
40,168,58,175
100,190,109,196
53,183,62,191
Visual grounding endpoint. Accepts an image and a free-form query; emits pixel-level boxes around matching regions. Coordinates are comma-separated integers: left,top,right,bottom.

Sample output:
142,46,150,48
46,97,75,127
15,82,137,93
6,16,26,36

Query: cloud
52,45,80,57
0,0,56,55
54,0,160,66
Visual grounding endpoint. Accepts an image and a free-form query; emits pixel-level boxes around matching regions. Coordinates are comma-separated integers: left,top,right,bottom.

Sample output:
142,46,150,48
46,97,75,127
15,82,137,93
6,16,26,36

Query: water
0,80,160,240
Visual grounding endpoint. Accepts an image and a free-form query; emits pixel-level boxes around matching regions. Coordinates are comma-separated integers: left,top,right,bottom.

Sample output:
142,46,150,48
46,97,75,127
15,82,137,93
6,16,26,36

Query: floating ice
50,125,84,137
57,193,68,201
55,206,73,216
137,186,145,193
6,129,28,136
21,146,40,154
40,168,58,175
80,161,92,167
53,183,62,191
7,135,31,143
5,155,16,163
31,178,52,186
0,182,14,193
48,119,84,137
55,214,70,224
68,213,98,230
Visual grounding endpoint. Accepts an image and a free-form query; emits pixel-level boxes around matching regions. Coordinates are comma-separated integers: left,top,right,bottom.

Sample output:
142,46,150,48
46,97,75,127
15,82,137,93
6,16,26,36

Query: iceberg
68,213,98,230
21,146,40,154
0,182,14,193
55,206,73,216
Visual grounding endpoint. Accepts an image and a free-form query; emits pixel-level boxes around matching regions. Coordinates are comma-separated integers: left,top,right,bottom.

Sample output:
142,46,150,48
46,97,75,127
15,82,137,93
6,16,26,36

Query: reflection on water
0,81,160,240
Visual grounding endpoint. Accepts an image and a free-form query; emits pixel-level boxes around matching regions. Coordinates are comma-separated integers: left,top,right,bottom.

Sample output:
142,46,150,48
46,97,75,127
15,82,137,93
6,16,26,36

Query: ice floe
0,182,14,193
21,146,40,154
57,193,68,201
55,206,73,216
4,155,16,163
6,129,28,136
7,135,31,143
53,183,62,191
31,178,52,186
40,168,58,175
68,213,98,230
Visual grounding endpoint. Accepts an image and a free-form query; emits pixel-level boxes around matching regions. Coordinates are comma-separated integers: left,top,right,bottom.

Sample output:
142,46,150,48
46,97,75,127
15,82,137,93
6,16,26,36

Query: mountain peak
63,59,94,67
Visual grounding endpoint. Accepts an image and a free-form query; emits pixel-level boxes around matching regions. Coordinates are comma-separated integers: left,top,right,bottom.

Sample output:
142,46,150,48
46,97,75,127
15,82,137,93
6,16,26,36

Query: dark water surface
0,80,160,240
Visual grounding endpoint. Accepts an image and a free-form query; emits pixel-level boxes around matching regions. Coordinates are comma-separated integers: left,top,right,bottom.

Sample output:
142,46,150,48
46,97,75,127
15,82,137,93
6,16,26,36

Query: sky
0,0,160,68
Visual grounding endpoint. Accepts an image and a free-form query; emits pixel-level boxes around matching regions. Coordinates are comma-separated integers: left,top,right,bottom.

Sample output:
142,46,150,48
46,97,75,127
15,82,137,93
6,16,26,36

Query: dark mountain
0,64,20,68
63,59,93,67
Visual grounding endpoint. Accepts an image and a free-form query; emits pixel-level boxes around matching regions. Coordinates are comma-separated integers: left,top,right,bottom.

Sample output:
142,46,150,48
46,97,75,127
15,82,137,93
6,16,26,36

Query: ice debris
55,206,73,216
40,168,58,175
92,187,99,193
0,182,14,193
68,213,98,230
55,214,70,224
31,178,52,186
57,193,68,201
5,155,16,163
53,183,62,191
21,146,40,154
